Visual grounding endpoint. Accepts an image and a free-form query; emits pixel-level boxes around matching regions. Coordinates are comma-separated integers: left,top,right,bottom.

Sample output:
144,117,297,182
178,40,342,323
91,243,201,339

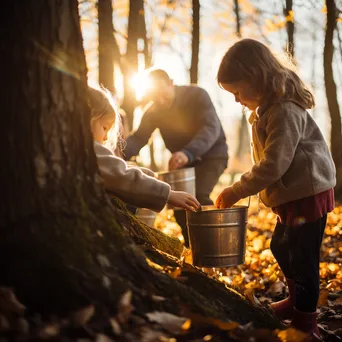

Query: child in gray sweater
216,39,336,339
89,87,200,213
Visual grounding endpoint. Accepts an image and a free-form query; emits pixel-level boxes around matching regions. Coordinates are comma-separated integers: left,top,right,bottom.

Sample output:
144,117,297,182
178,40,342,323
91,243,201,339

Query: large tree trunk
324,0,342,200
190,0,200,84
0,0,282,335
98,0,118,92
284,0,294,58
121,0,145,130
0,0,112,313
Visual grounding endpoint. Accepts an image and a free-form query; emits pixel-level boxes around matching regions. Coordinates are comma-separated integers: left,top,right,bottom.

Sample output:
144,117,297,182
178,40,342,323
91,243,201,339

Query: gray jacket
232,101,336,207
94,142,170,211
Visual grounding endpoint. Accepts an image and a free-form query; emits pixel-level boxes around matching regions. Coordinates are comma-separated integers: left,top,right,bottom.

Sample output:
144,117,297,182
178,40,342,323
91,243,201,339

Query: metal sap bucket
186,201,249,267
135,208,157,227
157,168,196,207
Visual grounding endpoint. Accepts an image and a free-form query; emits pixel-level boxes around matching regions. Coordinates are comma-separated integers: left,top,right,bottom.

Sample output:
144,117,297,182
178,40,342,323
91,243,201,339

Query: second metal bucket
186,204,249,267
157,167,196,209
157,167,196,195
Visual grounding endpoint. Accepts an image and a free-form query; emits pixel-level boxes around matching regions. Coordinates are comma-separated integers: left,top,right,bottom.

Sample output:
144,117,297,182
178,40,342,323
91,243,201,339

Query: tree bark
109,196,184,257
0,0,282,332
0,0,98,229
190,0,200,84
0,0,113,313
98,0,117,92
284,0,294,58
324,0,342,200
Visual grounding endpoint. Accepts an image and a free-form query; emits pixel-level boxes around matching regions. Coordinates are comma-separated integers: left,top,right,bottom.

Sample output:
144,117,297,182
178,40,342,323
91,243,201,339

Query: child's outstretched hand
168,190,201,211
215,186,239,209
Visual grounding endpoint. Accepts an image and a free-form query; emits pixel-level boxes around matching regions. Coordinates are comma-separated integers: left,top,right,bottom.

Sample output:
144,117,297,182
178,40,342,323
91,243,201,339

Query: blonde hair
217,39,315,109
88,86,121,149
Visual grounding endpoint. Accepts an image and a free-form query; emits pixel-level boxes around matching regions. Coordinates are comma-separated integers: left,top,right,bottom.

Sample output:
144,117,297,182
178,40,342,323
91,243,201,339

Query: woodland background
0,1,341,341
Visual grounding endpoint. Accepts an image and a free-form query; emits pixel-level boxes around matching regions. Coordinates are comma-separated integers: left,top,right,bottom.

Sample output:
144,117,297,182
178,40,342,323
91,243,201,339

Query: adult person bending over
123,69,229,246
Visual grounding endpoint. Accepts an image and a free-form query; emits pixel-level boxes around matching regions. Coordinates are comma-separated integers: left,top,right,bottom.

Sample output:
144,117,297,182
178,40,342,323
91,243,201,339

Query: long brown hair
217,39,315,109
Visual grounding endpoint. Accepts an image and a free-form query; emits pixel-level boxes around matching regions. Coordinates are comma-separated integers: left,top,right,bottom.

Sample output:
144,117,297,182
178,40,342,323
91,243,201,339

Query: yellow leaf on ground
278,327,309,342
317,289,329,307
184,310,239,331
168,267,182,279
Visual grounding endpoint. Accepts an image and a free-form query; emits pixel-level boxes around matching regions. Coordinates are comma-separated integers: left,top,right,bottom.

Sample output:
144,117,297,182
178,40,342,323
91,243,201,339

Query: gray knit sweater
124,85,228,164
94,142,170,212
232,100,336,207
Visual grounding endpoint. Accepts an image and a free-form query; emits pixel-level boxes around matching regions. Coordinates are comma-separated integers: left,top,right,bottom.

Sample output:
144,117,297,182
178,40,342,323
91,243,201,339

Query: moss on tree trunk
0,198,281,332
109,196,184,258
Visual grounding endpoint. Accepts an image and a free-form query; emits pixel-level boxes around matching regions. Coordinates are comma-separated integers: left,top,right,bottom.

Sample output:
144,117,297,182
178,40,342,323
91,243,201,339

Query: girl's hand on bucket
215,186,240,209
168,190,201,211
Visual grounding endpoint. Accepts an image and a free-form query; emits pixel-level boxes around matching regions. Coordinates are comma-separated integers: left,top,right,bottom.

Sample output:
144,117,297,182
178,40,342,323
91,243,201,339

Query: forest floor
152,176,342,341
0,176,341,341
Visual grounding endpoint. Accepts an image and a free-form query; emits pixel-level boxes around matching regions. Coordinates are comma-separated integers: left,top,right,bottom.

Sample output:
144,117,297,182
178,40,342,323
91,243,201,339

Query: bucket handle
246,196,251,208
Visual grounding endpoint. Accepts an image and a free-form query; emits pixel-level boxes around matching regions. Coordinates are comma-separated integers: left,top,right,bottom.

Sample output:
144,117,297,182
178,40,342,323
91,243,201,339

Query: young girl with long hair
216,39,336,338
88,86,200,213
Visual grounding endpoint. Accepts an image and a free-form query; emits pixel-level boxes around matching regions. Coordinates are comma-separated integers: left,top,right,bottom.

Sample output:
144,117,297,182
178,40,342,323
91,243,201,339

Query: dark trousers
270,215,327,312
175,158,228,247
194,158,228,205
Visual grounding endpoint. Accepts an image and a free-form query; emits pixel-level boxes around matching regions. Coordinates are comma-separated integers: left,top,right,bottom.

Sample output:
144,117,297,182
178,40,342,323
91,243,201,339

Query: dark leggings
270,215,327,312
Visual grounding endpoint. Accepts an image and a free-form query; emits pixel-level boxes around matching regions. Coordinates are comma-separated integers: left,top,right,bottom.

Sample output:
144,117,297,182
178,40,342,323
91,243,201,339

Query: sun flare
130,72,151,101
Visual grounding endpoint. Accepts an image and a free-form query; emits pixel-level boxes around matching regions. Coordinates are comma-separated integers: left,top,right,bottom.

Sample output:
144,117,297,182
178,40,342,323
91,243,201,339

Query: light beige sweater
94,142,170,212
232,101,336,207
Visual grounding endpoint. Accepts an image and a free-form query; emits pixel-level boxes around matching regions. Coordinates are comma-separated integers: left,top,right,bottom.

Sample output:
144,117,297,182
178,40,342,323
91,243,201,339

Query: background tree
324,0,342,199
234,0,242,38
231,0,251,183
121,0,146,130
283,0,294,58
190,0,200,84
98,0,120,92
